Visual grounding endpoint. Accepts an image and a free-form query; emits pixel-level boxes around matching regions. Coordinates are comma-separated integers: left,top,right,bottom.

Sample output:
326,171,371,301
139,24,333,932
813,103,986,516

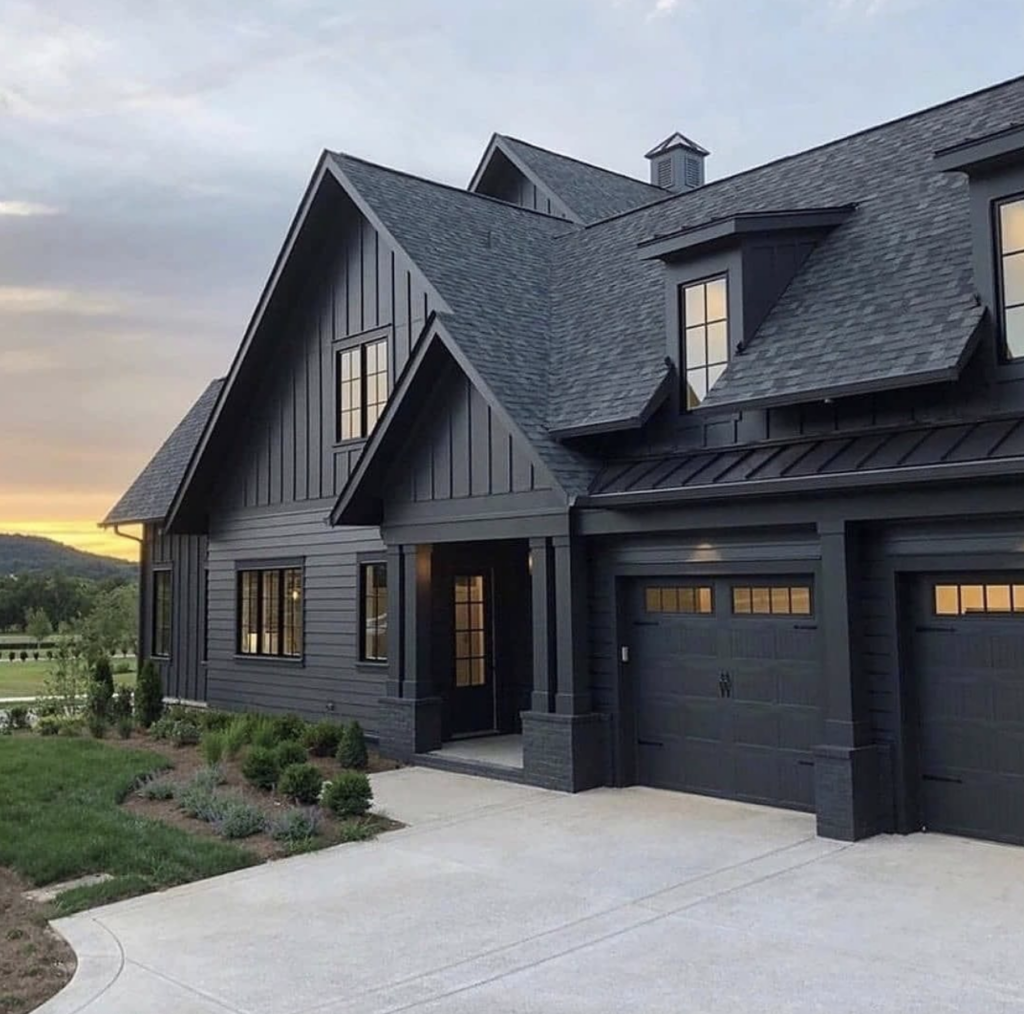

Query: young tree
24,606,53,647
134,659,164,728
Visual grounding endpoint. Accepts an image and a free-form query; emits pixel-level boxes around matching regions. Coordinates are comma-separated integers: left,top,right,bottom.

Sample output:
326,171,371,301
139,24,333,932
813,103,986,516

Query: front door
450,573,495,735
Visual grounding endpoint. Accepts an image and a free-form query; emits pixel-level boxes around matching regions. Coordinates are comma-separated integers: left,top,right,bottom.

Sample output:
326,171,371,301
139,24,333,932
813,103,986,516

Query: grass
0,658,136,700
0,736,259,915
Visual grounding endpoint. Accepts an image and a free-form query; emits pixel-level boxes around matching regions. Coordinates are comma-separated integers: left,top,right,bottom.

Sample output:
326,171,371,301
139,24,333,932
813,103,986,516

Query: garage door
912,576,1024,845
628,577,820,810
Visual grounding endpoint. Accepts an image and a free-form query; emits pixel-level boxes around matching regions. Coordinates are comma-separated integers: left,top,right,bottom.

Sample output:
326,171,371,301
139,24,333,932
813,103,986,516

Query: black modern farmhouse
105,77,1024,847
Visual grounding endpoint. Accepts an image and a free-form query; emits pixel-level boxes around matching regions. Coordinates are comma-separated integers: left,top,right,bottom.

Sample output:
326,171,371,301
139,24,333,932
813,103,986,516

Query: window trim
680,272,730,411
358,560,388,664
152,567,172,658
995,193,1024,362
235,561,304,660
334,327,392,444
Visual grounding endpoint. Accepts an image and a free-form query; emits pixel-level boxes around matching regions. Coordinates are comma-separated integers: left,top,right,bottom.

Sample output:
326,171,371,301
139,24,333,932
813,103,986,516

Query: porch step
412,752,527,785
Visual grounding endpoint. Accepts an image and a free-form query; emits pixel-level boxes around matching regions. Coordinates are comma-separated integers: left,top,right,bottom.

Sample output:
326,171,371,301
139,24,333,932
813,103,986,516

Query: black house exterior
105,78,1024,847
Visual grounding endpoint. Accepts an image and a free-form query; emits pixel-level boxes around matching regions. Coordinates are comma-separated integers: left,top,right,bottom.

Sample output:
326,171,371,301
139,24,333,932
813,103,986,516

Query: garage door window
934,582,1024,616
644,586,713,614
732,585,812,616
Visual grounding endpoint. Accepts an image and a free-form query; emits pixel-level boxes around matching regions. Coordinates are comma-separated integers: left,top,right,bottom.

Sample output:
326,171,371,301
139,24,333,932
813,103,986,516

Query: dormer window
998,197,1024,359
682,276,729,408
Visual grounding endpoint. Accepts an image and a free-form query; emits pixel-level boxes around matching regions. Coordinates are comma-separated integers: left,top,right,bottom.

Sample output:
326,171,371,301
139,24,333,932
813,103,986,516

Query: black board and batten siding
141,525,208,703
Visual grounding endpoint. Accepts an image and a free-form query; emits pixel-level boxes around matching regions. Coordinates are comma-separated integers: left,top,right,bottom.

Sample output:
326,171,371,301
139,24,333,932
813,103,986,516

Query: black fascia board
934,124,1024,175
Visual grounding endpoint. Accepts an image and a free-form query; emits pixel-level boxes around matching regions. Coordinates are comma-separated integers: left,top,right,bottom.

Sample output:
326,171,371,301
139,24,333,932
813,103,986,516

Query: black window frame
680,272,730,410
236,563,304,659
359,561,388,663
995,193,1024,362
152,567,172,658
335,329,391,443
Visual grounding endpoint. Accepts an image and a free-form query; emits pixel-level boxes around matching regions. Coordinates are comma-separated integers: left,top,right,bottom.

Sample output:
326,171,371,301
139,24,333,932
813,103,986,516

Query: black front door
450,573,495,735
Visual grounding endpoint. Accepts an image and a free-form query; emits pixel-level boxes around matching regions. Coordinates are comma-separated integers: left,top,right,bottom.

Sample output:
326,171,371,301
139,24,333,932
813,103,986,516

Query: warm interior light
291,589,300,601
527,550,533,575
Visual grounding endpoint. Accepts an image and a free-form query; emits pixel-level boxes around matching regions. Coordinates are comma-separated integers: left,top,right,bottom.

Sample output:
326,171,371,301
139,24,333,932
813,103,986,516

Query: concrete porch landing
413,734,525,782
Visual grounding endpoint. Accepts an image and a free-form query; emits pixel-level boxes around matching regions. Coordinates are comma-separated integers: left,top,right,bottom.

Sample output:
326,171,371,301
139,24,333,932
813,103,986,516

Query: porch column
384,544,403,698
813,520,892,841
529,536,554,713
553,534,590,715
401,544,433,700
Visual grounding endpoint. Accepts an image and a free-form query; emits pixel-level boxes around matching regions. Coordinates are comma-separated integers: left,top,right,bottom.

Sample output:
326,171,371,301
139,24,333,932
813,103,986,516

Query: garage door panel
681,699,726,742
994,680,1024,721
731,705,779,748
681,740,731,795
779,708,821,752
919,720,994,773
995,728,1024,774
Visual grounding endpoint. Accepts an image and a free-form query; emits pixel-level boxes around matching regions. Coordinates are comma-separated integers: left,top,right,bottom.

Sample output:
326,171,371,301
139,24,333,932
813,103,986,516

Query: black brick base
521,711,609,792
813,743,894,841
377,696,442,761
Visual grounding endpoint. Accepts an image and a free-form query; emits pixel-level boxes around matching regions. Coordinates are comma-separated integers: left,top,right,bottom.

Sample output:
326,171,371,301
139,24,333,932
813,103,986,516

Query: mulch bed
0,869,75,1014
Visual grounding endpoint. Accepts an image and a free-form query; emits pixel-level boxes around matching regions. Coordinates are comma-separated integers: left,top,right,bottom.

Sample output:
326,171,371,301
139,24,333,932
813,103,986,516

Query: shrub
272,714,306,743
86,657,115,722
19,650,27,662
134,660,164,728
150,715,176,741
201,710,234,732
57,718,83,738
170,719,201,748
274,739,307,769
201,730,226,766
112,683,133,719
337,721,369,770
187,766,226,792
214,800,267,839
113,659,132,675
7,651,13,662
278,762,323,804
37,716,60,737
249,716,279,750
241,746,279,790
8,706,29,730
32,651,39,661
136,777,175,801
87,715,107,739
303,720,343,757
320,769,373,818
177,785,227,822
116,715,134,739
269,807,321,843
224,717,249,759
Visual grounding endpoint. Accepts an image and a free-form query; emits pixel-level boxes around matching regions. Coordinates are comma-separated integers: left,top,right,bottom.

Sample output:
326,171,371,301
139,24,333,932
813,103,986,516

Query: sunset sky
1,0,1021,563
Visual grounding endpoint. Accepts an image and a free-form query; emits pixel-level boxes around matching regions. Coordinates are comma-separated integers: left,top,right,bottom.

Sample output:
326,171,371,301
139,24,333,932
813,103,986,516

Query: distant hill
0,534,135,581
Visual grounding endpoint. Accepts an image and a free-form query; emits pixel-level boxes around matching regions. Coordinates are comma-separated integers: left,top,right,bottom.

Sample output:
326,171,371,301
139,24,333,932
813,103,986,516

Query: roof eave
550,368,673,440
934,124,1024,175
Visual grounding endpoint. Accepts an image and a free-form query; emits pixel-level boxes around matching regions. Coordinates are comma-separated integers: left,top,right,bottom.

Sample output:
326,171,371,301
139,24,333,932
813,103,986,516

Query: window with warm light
337,336,389,440
998,197,1024,360
360,562,387,662
934,582,1024,616
732,584,812,616
237,566,302,657
682,275,729,409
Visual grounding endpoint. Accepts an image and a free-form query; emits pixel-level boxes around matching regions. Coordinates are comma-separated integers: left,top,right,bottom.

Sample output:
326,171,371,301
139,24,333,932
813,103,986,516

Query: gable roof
546,75,1024,434
645,133,709,158
103,378,224,526
470,134,667,224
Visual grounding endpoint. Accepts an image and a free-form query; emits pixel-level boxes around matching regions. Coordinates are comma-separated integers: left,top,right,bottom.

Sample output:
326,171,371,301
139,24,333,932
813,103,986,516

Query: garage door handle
792,623,818,630
922,773,963,784
637,738,664,747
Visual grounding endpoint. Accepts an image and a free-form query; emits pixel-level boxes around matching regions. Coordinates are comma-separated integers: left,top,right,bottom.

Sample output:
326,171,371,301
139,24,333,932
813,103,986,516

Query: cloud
648,0,680,17
0,201,58,216
0,286,127,316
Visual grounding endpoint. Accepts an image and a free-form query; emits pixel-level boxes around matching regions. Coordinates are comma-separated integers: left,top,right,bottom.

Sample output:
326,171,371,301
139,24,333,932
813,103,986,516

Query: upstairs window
682,276,728,408
337,336,389,441
238,565,303,658
998,197,1024,360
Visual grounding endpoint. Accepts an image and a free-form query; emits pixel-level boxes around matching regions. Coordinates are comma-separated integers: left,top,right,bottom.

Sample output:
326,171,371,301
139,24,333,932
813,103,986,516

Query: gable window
152,569,172,657
238,565,303,657
337,336,389,441
360,563,387,662
998,197,1024,360
682,275,728,408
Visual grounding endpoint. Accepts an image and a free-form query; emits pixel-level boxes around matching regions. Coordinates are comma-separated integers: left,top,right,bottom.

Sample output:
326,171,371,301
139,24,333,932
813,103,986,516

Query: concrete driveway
40,768,1024,1014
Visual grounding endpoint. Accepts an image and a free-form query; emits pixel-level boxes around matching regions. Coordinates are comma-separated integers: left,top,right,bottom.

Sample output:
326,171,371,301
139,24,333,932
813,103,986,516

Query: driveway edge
33,915,124,1014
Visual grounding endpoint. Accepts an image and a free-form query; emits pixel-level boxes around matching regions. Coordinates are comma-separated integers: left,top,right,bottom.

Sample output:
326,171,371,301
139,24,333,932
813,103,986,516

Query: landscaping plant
134,659,164,728
337,720,368,770
303,720,343,757
169,719,201,748
241,745,279,790
277,762,323,804
268,807,321,844
223,716,249,759
320,769,373,818
213,800,267,840
116,715,134,739
113,683,133,720
272,713,307,743
201,730,226,765
8,705,30,730
87,656,115,721
274,739,307,769
87,715,107,739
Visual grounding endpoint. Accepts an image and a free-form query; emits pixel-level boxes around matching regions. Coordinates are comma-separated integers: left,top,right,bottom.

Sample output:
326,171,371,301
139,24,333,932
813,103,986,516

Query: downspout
102,522,145,669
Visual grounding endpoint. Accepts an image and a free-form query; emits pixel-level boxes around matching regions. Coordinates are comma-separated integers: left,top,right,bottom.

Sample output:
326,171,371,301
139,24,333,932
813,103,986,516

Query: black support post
529,536,554,713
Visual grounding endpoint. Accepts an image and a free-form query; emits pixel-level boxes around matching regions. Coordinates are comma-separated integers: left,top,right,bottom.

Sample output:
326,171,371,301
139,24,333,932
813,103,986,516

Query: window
360,563,388,662
998,197,1024,359
732,585,812,616
337,336,389,440
682,276,728,409
454,575,487,687
644,586,714,614
153,569,172,657
237,566,302,657
934,582,1024,616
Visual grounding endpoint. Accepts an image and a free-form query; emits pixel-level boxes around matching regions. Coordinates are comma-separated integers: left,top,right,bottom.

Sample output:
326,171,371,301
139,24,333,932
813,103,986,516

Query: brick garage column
813,521,892,841
378,544,441,760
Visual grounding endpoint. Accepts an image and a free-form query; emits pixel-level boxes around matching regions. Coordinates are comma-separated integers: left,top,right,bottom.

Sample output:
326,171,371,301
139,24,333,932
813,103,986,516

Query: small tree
336,720,368,770
87,656,115,721
134,659,164,729
25,606,52,649
38,633,88,717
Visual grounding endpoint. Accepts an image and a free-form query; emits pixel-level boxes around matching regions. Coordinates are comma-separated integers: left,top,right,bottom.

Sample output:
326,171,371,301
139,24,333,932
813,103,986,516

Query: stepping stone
24,873,113,903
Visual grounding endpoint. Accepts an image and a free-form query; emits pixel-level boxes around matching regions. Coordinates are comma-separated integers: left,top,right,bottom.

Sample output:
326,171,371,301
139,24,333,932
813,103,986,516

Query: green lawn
0,658,136,700
0,737,258,914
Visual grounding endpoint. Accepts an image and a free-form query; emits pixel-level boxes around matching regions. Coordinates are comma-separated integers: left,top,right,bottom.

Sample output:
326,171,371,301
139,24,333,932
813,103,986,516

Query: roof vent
645,133,709,193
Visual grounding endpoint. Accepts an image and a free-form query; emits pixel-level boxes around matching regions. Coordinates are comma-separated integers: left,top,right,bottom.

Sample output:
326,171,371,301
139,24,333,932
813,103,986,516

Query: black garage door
912,576,1024,845
628,577,820,811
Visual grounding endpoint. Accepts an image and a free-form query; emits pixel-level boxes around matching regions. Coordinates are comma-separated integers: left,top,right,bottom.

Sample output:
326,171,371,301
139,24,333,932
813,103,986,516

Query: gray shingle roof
499,136,667,224
547,76,1024,433
330,154,600,495
103,379,224,525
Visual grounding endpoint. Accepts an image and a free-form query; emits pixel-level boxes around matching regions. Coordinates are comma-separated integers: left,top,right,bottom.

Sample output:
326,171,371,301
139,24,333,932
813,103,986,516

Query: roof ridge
500,134,666,194
579,71,1024,232
330,150,581,226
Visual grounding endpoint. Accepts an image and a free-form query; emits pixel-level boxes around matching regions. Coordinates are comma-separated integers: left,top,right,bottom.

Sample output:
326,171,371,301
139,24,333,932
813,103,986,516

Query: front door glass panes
454,575,486,687
682,276,728,409
999,198,1024,359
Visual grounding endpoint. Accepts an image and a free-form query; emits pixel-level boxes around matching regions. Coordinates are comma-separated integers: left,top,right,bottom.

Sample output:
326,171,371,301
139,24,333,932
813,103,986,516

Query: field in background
0,658,137,700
